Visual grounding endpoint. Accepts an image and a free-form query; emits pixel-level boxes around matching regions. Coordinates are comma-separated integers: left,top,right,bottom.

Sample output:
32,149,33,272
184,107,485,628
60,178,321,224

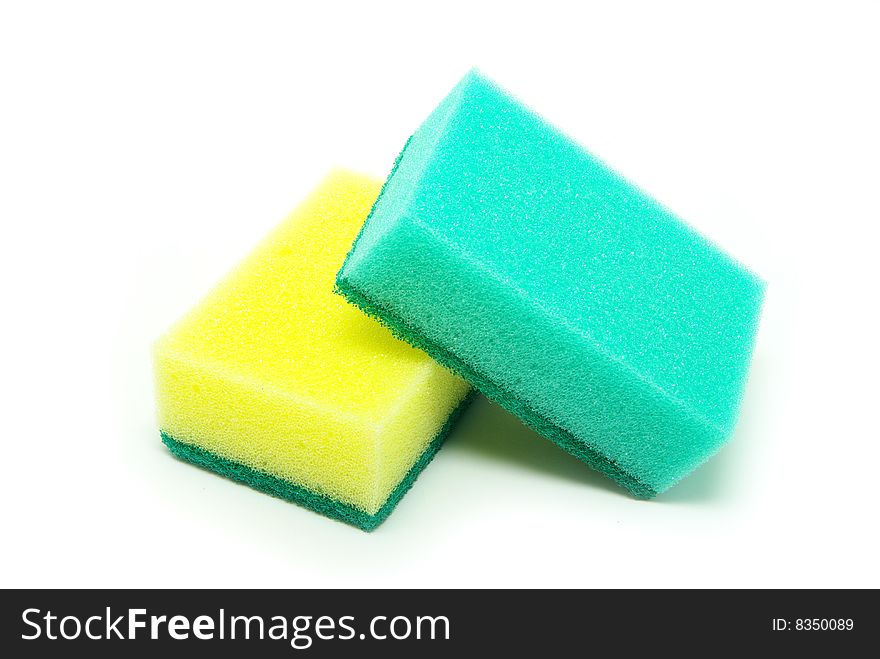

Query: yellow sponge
153,169,472,530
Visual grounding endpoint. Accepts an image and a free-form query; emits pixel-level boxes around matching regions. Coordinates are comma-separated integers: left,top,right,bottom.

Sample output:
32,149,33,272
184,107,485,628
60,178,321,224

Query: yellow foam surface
154,170,470,514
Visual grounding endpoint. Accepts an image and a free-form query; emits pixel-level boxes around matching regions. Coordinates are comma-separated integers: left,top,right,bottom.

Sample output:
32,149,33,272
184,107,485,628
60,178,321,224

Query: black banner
1,589,874,656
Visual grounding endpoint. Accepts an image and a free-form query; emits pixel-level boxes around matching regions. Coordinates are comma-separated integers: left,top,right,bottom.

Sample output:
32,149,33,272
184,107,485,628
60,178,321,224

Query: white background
2,1,878,588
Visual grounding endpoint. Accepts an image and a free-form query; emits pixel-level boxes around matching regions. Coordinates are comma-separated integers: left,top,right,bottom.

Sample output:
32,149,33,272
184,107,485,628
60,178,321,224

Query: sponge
336,71,765,498
154,170,472,530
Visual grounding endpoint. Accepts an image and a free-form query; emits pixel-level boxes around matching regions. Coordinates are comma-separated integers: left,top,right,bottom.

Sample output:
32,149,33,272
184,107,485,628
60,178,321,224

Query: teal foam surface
337,70,765,496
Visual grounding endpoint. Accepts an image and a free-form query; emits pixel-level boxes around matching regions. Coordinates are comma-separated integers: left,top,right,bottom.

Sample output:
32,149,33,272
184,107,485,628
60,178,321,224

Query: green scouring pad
336,70,765,498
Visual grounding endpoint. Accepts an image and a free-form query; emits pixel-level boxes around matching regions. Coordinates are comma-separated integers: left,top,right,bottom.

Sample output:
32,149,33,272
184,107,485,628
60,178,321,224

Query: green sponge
336,70,765,498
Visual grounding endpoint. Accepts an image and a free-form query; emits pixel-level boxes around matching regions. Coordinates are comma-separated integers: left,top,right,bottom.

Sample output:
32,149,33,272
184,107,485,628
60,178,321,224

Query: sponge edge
154,169,471,529
335,71,764,497
160,391,474,531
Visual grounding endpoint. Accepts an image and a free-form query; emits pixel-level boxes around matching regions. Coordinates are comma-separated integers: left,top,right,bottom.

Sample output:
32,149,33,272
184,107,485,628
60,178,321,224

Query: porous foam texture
154,170,472,530
336,71,765,498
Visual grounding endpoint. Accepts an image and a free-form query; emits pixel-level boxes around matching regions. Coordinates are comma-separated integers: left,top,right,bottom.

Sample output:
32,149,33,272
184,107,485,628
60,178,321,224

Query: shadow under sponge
336,71,765,498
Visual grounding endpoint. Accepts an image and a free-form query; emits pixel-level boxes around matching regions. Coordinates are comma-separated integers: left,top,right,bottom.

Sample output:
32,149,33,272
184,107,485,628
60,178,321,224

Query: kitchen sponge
336,70,765,498
154,170,471,530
